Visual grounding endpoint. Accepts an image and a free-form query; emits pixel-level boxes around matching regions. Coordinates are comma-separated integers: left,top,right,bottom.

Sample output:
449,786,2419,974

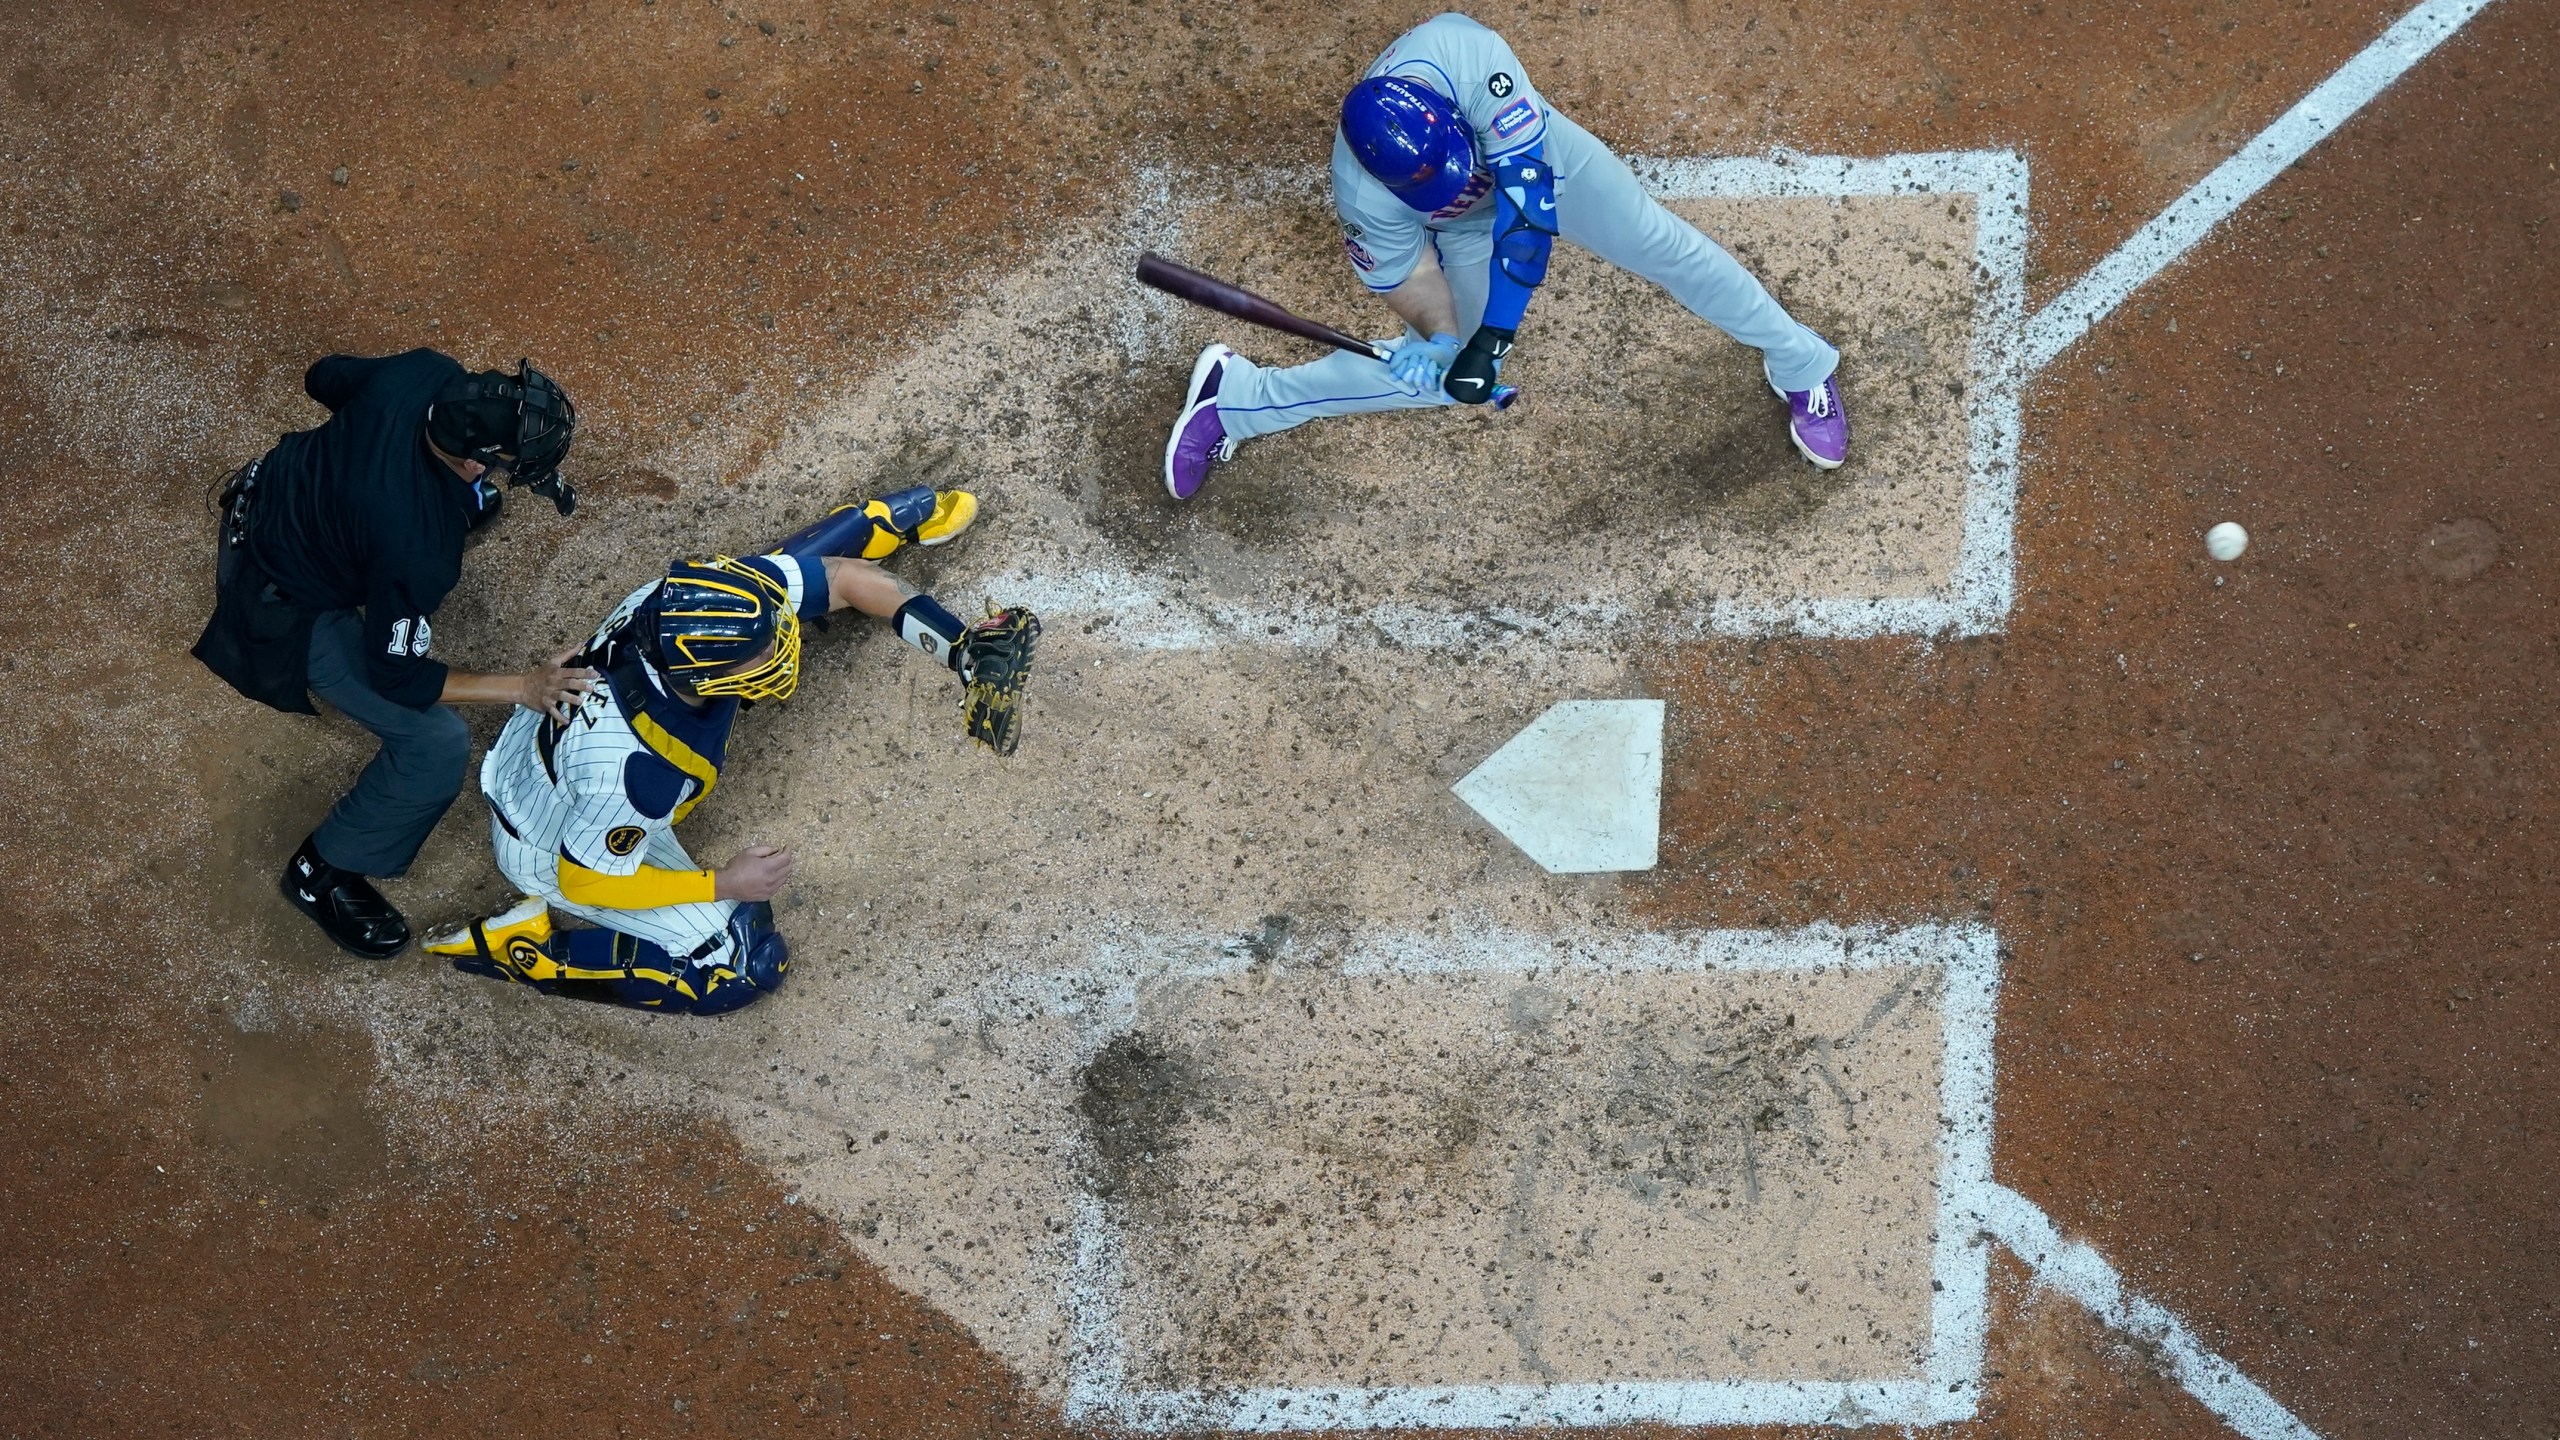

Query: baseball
2205,522,2249,562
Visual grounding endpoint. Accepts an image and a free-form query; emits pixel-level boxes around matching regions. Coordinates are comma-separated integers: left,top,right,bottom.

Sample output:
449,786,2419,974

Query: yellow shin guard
423,896,554,961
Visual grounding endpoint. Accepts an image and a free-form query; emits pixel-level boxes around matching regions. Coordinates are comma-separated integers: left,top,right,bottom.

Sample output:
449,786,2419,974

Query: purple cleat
1769,365,1849,470
1165,344,1240,500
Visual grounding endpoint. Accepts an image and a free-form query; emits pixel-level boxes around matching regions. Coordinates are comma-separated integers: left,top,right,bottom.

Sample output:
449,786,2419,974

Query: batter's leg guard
775,486,977,560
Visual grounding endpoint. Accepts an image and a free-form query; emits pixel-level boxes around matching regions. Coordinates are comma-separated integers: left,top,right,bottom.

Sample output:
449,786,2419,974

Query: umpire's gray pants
306,610,470,878
1215,110,1838,441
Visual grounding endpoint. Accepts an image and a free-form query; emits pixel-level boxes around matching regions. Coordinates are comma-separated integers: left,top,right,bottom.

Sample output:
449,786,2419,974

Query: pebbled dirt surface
3,0,2552,1437
1648,4,2560,1435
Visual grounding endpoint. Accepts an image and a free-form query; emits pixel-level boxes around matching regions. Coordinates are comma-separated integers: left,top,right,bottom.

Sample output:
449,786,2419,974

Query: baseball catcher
423,485,1039,1015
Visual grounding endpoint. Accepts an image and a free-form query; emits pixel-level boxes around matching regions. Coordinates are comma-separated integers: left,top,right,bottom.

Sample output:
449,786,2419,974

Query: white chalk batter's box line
1044,921,2003,1432
1002,148,2029,650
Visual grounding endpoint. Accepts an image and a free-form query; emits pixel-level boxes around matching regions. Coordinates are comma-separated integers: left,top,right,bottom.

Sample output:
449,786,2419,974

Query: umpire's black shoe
280,837,410,959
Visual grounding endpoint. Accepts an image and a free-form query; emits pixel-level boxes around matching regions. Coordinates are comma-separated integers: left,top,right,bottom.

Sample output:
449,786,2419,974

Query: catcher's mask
644,556,802,702
426,358,579,515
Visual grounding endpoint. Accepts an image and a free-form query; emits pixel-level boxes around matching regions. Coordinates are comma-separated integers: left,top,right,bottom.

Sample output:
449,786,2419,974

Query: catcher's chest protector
483,628,738,873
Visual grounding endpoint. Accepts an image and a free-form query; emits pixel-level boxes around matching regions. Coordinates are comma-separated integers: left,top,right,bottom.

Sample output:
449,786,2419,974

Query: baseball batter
1165,12,1848,498
422,487,1039,1015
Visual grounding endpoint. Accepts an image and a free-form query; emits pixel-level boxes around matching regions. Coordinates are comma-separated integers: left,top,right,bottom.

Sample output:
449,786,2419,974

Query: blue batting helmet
1341,76,1475,214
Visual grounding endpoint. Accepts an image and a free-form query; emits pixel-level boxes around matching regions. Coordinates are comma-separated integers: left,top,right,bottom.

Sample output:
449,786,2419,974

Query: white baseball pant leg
492,819,744,967
1539,111,1837,393
1214,224,1493,442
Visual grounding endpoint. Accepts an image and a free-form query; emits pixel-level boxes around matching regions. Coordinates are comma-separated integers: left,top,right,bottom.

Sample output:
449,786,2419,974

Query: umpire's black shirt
248,349,474,709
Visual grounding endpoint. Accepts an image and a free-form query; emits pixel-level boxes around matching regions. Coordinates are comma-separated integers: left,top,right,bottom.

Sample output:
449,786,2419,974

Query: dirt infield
3,1,2553,1438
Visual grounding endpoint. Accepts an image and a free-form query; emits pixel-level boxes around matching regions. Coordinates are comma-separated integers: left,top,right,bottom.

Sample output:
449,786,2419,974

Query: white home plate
1453,700,1664,873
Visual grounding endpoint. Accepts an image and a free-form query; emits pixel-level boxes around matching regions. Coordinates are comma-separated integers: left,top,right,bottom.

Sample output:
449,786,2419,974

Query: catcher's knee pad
659,905,787,1017
777,487,977,560
728,901,791,989
643,904,788,1013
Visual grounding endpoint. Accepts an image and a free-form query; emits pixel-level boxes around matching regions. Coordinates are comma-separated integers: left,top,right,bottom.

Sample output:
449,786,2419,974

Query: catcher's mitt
958,603,1040,756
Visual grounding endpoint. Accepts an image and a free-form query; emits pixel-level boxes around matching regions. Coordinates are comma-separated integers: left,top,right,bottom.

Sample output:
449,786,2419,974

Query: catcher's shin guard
776,486,977,560
424,896,553,963
442,902,789,1016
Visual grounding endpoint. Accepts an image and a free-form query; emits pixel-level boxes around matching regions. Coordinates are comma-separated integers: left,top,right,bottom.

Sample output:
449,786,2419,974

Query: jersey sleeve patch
1343,232,1379,272
622,751,693,821
605,825,646,857
1491,99,1539,139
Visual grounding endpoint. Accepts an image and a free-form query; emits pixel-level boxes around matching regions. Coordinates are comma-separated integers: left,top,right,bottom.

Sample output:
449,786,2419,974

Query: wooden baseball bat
1136,253,1519,409
1136,252,1392,362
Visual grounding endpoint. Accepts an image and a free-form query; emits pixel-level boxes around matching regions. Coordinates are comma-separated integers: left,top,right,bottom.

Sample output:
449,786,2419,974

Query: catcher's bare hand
715,845,794,902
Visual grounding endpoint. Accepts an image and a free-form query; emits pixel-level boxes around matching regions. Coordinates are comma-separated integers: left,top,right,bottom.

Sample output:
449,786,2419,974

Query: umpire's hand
518,646,599,721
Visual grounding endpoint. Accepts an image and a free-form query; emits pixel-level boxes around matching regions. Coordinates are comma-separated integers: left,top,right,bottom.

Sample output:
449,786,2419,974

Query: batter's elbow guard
1490,152,1556,290
1495,225,1552,289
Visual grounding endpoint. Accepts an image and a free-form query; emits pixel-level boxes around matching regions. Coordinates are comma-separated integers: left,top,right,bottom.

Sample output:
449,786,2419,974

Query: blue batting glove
1385,332,1461,395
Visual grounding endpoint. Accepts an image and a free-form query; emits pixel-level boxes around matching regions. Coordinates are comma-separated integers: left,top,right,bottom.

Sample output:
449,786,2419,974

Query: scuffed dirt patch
1088,965,1943,1391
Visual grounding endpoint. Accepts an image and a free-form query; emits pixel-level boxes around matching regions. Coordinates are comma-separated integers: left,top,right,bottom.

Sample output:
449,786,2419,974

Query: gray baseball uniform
1212,12,1837,441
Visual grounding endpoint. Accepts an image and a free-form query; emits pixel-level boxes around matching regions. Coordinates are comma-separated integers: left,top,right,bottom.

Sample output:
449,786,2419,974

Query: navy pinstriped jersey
481,553,823,874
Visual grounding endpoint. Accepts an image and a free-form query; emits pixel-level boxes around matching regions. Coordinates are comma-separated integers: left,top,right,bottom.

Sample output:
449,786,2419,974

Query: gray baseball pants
305,609,471,877
1214,110,1837,441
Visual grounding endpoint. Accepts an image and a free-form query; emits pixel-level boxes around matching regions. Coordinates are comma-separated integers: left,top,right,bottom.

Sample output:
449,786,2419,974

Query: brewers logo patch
606,825,646,857
503,935,551,981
